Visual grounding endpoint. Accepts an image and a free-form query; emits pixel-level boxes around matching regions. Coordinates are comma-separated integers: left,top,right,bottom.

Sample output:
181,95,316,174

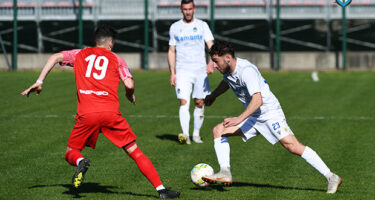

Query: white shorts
238,115,294,145
175,71,210,100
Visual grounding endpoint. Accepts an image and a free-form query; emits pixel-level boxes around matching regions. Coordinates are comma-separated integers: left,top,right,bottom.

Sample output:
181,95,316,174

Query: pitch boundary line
0,114,373,121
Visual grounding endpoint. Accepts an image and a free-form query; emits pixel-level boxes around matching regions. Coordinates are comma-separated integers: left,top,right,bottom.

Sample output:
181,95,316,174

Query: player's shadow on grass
156,134,180,144
192,182,325,192
29,182,156,199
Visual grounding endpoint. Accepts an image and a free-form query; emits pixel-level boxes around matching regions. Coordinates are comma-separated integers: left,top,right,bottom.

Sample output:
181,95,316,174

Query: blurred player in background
202,41,342,194
21,25,180,199
168,0,214,144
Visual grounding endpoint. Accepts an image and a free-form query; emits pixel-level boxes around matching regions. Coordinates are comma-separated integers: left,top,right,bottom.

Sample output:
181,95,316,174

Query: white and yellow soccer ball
190,163,214,187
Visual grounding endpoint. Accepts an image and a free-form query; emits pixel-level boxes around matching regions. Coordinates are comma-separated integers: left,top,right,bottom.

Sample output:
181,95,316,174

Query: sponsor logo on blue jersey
175,34,203,42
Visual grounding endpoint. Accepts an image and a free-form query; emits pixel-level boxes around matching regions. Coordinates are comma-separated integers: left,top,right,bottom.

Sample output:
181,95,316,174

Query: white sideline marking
290,116,373,120
0,114,373,121
46,115,59,118
126,114,229,119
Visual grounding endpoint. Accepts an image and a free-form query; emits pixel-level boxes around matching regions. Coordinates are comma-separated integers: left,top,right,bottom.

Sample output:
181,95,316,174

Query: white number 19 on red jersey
85,54,109,80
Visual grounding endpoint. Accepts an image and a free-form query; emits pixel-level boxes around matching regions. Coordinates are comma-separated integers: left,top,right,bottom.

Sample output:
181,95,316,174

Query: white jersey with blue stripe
223,58,284,121
169,18,214,72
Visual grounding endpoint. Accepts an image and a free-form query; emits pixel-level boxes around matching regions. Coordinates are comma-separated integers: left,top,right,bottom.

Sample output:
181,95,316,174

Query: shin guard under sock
128,147,163,188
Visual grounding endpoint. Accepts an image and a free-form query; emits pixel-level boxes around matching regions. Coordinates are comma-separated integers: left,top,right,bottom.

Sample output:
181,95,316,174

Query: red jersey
60,47,133,115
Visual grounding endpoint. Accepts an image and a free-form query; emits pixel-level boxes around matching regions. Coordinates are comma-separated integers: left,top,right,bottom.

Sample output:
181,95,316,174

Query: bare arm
204,80,230,106
206,40,215,74
21,53,63,96
167,45,177,86
123,77,136,105
223,92,263,128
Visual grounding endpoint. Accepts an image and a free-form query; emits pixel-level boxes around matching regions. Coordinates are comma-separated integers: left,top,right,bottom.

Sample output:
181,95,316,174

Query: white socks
180,102,205,137
193,106,204,137
301,146,331,178
214,137,230,170
156,185,166,191
179,104,190,135
212,140,331,178
76,157,84,167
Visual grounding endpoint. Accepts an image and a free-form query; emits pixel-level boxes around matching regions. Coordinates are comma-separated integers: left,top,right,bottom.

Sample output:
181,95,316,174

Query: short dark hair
181,0,195,7
95,24,118,45
209,41,235,58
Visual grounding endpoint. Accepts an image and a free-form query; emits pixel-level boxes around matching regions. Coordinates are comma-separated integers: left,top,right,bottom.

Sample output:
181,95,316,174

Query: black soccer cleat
158,189,181,199
72,158,90,188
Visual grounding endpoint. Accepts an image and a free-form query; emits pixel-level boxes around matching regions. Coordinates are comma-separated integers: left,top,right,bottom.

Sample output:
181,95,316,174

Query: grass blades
0,71,374,199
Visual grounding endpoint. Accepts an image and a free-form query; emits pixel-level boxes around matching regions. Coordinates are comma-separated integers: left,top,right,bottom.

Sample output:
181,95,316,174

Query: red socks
127,146,163,188
65,145,163,188
65,149,84,166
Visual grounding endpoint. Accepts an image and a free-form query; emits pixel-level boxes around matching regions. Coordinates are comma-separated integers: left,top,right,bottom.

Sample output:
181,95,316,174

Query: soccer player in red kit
21,25,180,199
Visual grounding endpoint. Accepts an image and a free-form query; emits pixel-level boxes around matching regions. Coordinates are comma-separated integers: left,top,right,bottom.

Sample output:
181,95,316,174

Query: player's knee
64,147,80,162
194,100,204,108
213,124,224,139
123,141,138,154
125,144,144,160
66,146,73,154
180,99,187,106
284,143,303,155
65,146,80,154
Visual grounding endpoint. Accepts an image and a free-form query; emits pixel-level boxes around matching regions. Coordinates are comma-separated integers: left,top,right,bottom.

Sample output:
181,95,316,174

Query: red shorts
67,112,136,150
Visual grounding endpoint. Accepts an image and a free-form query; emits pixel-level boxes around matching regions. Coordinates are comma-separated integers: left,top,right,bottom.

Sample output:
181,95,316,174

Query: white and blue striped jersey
223,58,284,121
169,18,214,72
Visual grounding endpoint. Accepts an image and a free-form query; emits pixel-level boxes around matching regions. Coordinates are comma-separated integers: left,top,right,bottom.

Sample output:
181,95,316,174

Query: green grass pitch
0,71,374,199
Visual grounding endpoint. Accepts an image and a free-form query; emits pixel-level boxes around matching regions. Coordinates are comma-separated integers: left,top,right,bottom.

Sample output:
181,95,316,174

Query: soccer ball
190,163,214,187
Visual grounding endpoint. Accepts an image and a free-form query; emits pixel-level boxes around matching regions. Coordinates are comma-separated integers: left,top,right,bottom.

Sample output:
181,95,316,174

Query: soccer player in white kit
168,0,214,144
202,41,342,194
